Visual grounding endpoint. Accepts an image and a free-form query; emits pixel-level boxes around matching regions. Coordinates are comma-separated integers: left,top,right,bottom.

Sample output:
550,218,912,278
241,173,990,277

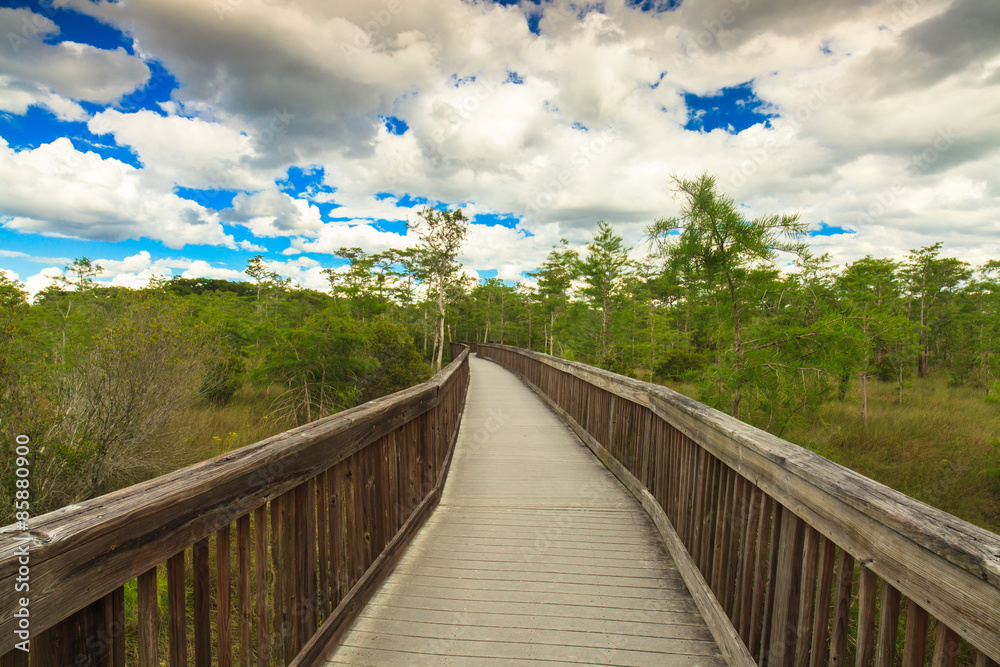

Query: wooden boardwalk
325,355,725,666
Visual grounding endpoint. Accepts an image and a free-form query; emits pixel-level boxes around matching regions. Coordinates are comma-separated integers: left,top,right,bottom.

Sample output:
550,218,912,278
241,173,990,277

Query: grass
168,383,296,469
660,371,1000,534
785,372,1000,535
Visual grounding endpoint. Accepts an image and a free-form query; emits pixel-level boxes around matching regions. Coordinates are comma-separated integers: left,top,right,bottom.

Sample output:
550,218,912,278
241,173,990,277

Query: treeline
448,175,999,436
0,210,465,519
2,177,998,522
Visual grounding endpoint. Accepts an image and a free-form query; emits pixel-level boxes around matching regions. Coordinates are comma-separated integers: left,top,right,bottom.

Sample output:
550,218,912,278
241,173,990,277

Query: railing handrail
475,343,1000,663
0,349,470,654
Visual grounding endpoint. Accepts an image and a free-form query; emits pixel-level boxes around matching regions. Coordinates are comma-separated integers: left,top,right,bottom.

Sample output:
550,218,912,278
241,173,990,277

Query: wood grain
138,567,158,667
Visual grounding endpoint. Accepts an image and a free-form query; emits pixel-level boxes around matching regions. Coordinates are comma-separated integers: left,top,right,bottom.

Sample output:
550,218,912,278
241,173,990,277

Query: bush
359,320,432,403
200,353,245,405
654,348,707,382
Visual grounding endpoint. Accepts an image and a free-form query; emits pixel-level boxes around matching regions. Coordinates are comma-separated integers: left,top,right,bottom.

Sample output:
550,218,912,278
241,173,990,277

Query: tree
48,296,219,497
836,257,915,421
902,243,972,376
528,239,579,356
577,222,631,369
408,207,469,371
646,173,808,419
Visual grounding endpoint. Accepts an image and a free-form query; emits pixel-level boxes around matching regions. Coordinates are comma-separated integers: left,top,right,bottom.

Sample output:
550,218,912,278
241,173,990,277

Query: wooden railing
0,348,470,666
474,343,1000,667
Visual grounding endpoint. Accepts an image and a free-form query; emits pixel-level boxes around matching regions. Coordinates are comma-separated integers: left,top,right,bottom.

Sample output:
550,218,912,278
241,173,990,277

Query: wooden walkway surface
325,355,724,666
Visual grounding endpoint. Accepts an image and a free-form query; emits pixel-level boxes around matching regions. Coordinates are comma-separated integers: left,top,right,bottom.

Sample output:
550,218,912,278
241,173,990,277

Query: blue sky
1,0,998,296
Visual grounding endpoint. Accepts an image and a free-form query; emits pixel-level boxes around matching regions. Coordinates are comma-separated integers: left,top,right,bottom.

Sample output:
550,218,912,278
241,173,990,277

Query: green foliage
407,207,469,370
5,172,1000,537
645,172,810,420
653,349,707,382
166,277,257,297
358,320,432,403
200,353,245,405
578,222,631,368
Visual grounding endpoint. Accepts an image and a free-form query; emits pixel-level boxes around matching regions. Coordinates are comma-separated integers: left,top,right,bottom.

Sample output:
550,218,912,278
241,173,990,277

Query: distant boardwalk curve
325,355,725,666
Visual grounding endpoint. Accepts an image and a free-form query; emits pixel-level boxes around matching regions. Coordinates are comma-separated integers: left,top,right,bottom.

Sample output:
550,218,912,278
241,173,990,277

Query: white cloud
0,137,234,249
6,0,999,273
88,109,266,191
225,188,325,237
24,267,63,300
289,221,414,255
0,8,148,118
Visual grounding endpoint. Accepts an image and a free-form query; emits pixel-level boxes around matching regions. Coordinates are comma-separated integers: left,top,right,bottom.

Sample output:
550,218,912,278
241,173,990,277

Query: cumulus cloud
0,137,234,248
4,0,997,275
224,188,324,237
0,8,148,118
87,109,267,190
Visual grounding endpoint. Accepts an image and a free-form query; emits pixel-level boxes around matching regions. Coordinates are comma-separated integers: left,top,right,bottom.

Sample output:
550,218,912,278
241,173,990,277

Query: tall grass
785,372,1000,534
661,372,1000,534
166,383,295,470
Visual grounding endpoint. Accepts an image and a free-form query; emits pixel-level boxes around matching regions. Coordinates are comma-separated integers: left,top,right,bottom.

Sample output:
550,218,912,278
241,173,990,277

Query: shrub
654,348,707,382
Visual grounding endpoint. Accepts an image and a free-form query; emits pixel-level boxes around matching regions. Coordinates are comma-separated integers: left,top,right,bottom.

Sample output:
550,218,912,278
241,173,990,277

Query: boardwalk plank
326,356,725,666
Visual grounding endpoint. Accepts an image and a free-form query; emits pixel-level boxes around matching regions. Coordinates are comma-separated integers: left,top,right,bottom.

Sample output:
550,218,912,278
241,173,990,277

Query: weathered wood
270,492,287,664
329,355,725,666
253,504,270,667
875,582,901,667
193,538,211,667
736,486,763,640
316,469,330,619
0,352,469,651
855,565,878,667
138,567,158,667
711,465,732,596
32,593,115,667
692,449,713,575
809,536,837,667
769,510,806,667
237,514,251,667
289,474,442,667
829,548,855,667
111,586,126,667
902,600,929,667
902,601,929,667
728,475,749,616
476,344,1000,662
330,461,348,603
281,488,298,660
345,456,360,591
931,623,960,667
760,502,784,661
167,551,187,667
299,361,467,666
794,526,821,667
748,493,774,657
217,525,233,667
0,651,27,667
978,652,1000,667
512,368,751,666
302,478,318,644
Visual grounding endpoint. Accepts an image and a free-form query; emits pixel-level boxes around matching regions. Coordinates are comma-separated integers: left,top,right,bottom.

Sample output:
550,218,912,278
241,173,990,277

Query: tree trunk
726,274,743,420
527,306,532,350
898,362,904,406
918,274,927,377
860,369,868,423
649,306,655,382
436,286,446,372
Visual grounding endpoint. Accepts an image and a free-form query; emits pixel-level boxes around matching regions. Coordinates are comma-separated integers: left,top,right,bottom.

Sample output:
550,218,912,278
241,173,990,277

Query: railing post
31,589,123,667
